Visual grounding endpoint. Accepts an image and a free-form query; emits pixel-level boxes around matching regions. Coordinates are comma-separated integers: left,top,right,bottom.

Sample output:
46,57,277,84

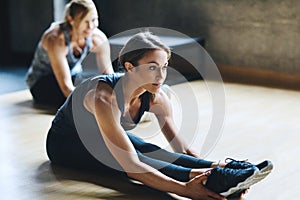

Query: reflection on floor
0,66,27,94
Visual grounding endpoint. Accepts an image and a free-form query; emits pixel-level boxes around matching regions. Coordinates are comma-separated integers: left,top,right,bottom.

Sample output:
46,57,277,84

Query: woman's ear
124,62,134,72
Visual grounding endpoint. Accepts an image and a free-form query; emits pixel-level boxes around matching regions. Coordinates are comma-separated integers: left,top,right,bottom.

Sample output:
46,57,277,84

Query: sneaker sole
256,161,273,180
260,161,273,175
226,162,273,198
220,169,267,197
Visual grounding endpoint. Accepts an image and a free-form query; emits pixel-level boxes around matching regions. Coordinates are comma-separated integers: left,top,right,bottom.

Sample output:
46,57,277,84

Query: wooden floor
1,80,300,200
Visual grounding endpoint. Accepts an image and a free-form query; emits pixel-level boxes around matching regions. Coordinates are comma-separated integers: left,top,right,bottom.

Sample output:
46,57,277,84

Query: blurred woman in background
26,0,114,107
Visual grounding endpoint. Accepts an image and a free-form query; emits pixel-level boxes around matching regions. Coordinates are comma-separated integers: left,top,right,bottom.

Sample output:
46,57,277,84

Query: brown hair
118,31,171,68
64,0,96,25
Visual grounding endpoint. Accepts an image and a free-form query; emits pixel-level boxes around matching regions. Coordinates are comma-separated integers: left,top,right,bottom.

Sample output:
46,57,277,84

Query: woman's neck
71,35,85,44
68,29,85,43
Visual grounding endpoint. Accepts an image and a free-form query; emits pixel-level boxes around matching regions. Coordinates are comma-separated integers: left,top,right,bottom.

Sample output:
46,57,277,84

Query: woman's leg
135,149,214,182
30,74,66,107
136,150,194,182
127,133,214,170
46,127,125,176
29,72,96,108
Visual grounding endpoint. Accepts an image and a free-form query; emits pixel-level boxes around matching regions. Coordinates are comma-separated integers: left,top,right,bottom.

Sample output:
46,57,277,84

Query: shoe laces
225,157,250,164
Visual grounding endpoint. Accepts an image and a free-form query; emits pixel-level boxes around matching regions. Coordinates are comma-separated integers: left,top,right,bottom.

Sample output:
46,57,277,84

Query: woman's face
71,7,99,38
132,49,169,94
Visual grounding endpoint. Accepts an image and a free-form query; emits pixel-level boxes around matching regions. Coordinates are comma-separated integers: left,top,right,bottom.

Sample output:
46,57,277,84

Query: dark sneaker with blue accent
225,158,253,169
225,158,273,179
256,160,273,176
205,166,259,197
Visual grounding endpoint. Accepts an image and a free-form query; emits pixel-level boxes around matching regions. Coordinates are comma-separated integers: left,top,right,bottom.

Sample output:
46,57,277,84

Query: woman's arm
42,28,75,97
83,82,224,200
90,29,114,74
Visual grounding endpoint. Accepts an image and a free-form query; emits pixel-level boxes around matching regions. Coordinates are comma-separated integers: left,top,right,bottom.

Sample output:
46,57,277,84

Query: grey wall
0,0,53,65
97,0,300,74
2,0,299,74
9,0,53,53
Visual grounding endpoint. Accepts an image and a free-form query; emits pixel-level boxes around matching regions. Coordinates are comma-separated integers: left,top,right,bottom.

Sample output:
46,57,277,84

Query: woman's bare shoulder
90,28,109,48
152,89,170,105
41,23,65,50
84,81,117,113
150,89,172,115
92,28,108,41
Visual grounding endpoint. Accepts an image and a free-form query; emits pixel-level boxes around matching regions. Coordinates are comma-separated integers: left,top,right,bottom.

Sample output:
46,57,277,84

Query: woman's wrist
171,181,189,198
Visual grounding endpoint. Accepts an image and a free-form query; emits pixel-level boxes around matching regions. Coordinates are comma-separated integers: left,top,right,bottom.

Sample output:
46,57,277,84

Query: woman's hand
184,174,227,200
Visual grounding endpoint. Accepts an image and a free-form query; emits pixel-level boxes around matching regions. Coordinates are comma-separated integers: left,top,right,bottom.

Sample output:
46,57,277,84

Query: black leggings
30,72,98,108
46,128,213,182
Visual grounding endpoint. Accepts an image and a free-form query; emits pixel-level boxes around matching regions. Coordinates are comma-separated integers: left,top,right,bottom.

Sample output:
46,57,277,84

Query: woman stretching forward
46,31,272,199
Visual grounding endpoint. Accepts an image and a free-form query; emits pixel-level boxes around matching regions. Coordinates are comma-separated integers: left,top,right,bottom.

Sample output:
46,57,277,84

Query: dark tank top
49,73,152,170
51,73,151,137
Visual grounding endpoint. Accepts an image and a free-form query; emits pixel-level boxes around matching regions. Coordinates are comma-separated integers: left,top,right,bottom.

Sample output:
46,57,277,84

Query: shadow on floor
35,161,177,200
15,99,58,115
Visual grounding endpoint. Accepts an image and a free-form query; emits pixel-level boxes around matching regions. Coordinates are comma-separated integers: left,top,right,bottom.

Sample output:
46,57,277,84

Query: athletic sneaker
225,158,273,178
205,166,259,197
